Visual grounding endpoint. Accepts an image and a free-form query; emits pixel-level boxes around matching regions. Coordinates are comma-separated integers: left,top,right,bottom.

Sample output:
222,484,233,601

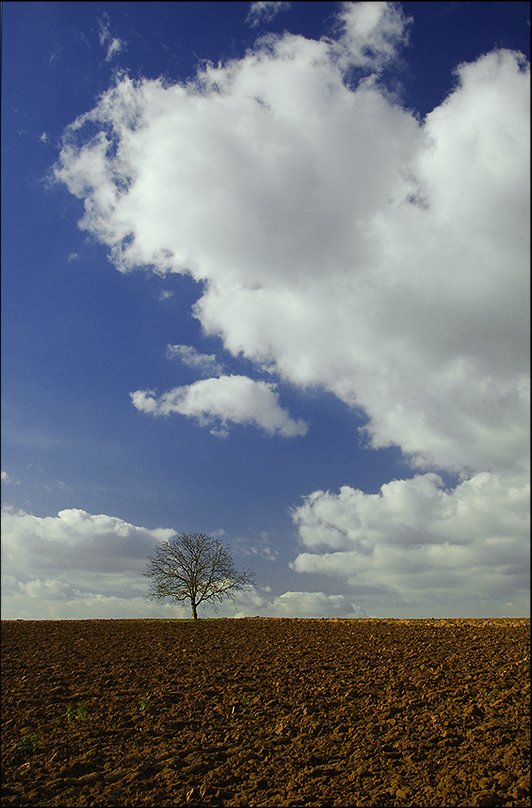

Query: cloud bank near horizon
1,507,366,620
2,469,528,621
291,471,529,616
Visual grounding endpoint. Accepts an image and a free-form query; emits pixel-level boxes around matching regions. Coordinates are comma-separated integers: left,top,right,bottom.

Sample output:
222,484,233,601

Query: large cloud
51,2,529,613
291,471,530,615
52,3,529,476
1,506,174,577
0,507,174,618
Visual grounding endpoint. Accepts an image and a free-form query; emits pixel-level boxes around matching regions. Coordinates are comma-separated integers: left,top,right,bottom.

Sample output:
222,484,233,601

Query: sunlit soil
1,617,530,807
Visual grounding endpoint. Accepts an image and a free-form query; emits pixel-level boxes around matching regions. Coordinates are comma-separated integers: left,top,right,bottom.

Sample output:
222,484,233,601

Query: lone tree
144,532,256,619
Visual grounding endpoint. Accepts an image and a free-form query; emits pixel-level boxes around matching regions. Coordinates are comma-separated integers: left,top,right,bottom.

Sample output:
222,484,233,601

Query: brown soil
1,618,530,807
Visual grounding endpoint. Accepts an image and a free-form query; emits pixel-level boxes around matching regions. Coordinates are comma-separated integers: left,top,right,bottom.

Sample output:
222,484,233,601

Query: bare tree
144,532,256,619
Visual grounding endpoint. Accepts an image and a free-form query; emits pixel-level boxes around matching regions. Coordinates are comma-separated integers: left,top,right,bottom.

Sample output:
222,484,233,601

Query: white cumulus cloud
333,0,412,71
51,2,529,613
1,506,174,576
0,507,177,619
1,507,365,620
53,7,529,474
236,589,367,618
291,472,530,615
130,375,308,437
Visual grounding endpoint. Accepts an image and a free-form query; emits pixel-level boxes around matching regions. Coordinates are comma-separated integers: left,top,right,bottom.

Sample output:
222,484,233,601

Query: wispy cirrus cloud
165,344,223,377
98,12,126,62
246,1,291,28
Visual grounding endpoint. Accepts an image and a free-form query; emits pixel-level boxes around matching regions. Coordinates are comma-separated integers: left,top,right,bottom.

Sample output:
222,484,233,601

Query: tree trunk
191,601,198,620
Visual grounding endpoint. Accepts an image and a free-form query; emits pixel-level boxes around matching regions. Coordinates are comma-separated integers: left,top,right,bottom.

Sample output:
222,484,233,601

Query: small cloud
209,425,230,439
159,290,174,301
98,13,126,62
130,390,158,414
260,545,279,561
98,15,109,46
246,1,291,28
244,543,280,562
333,1,412,72
262,546,279,562
1,504,26,516
130,375,308,438
105,37,125,62
1,471,11,484
40,132,49,144
67,252,79,262
235,589,367,618
166,344,223,377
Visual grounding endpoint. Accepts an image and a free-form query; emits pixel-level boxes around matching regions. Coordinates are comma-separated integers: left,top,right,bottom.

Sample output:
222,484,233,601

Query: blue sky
2,1,529,620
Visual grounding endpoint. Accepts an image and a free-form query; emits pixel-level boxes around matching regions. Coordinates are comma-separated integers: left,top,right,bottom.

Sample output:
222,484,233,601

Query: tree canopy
144,532,256,619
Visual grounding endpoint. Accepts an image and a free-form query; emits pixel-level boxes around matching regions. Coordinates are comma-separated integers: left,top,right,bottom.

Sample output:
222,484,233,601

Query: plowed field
1,618,530,807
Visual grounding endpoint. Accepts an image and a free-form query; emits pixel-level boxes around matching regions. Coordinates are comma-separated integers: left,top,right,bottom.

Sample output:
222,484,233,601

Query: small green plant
66,702,88,721
76,702,88,720
139,697,149,713
17,733,39,754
